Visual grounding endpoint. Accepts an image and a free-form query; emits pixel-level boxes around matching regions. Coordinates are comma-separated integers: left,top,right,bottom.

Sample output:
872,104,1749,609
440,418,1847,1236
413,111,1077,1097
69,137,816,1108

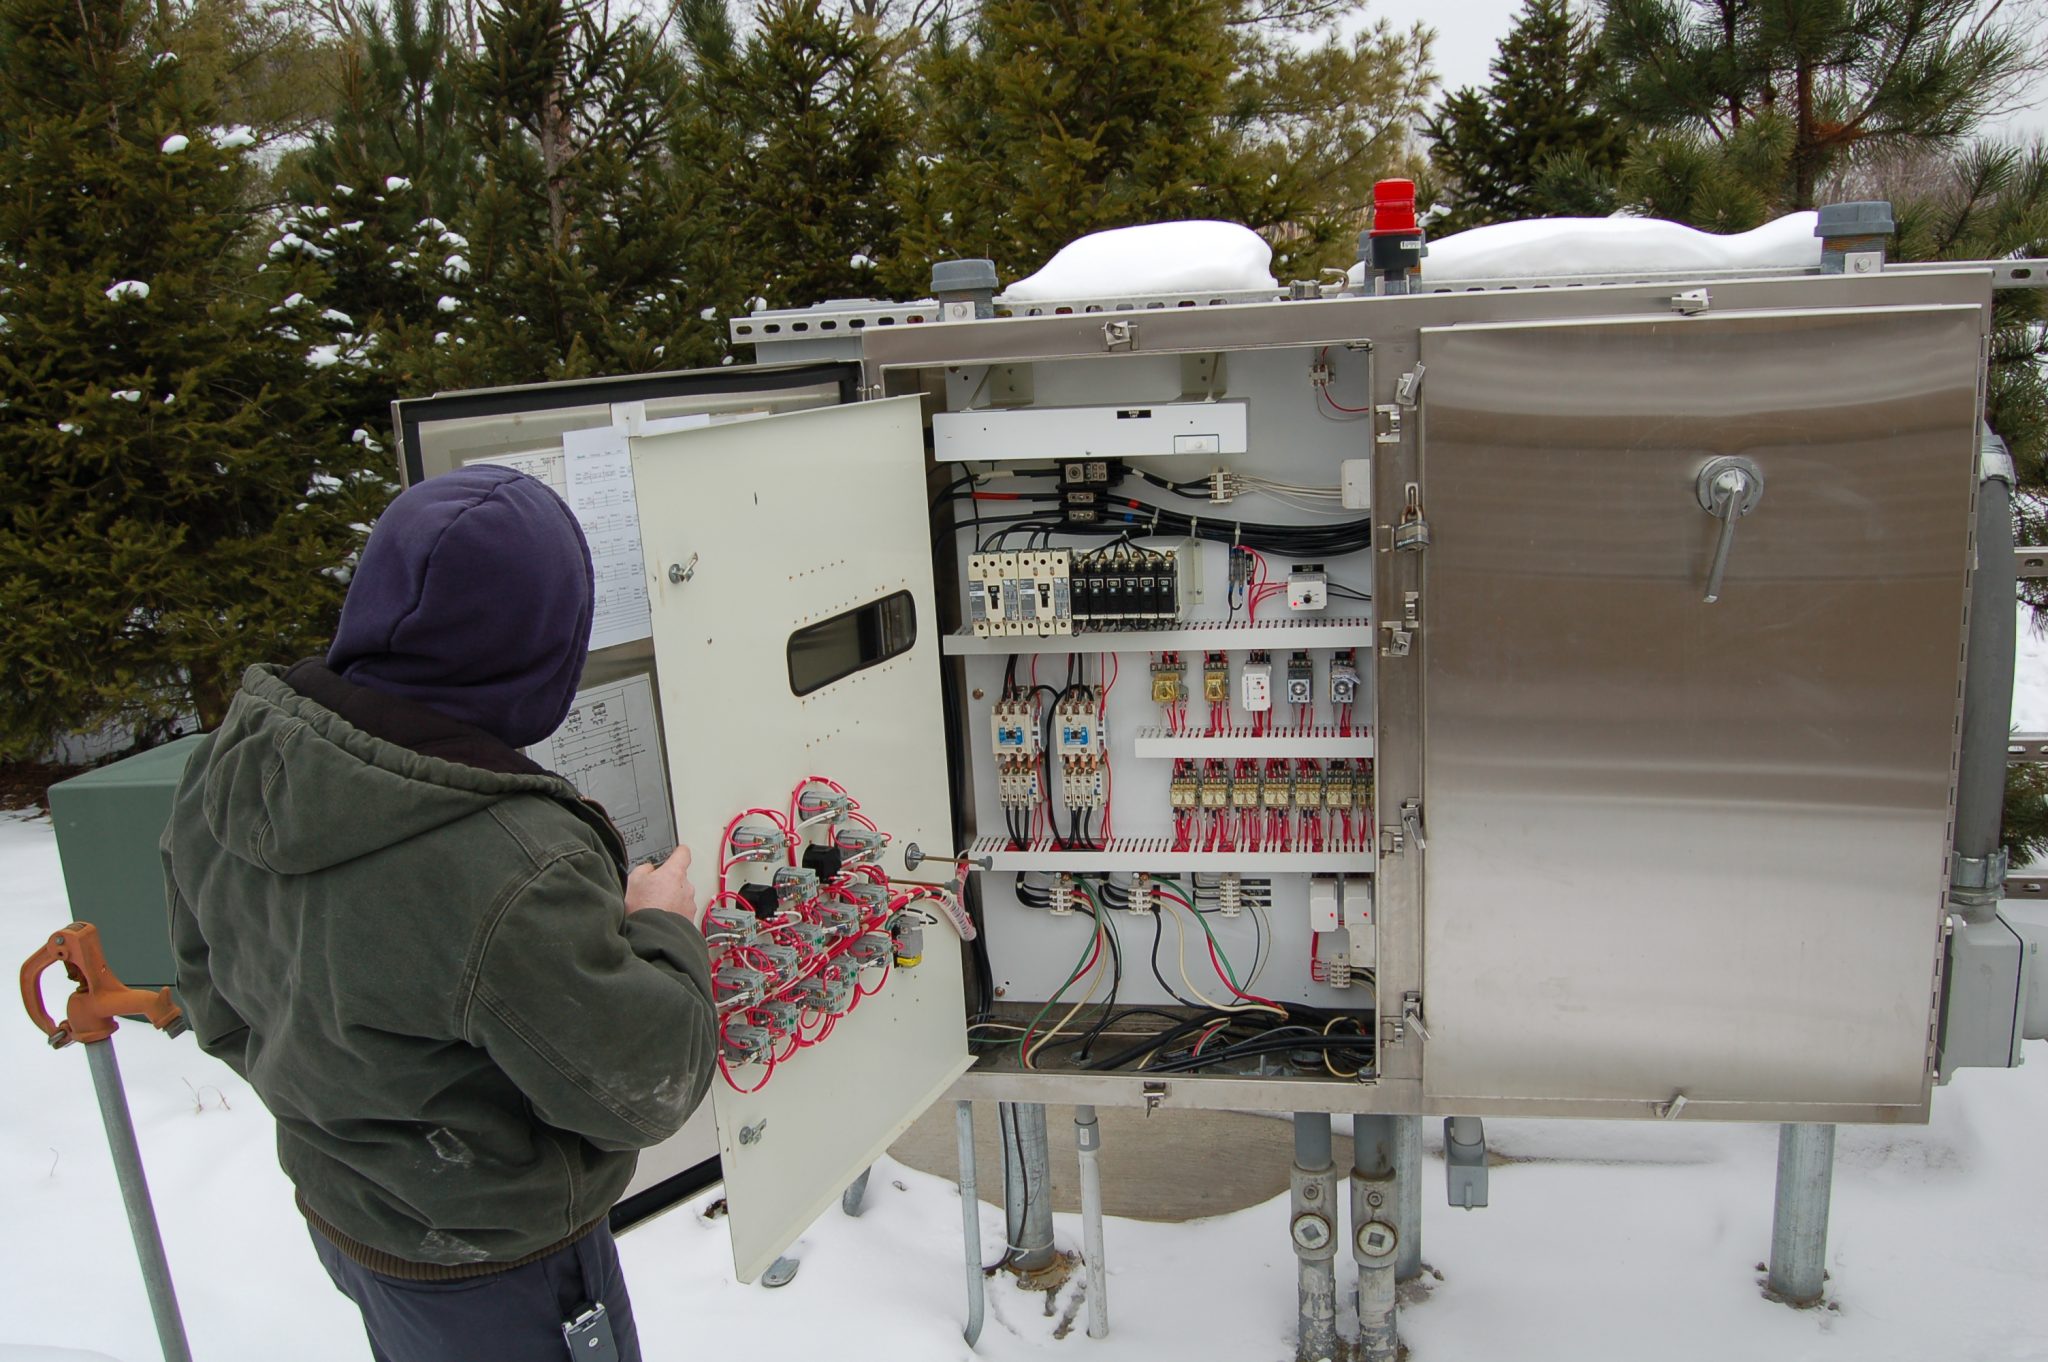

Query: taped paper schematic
463,447,566,499
527,673,676,865
561,425,652,651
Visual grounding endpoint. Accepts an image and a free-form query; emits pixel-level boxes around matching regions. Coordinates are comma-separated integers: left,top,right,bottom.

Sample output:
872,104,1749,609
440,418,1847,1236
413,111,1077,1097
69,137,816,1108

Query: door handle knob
1695,456,1764,604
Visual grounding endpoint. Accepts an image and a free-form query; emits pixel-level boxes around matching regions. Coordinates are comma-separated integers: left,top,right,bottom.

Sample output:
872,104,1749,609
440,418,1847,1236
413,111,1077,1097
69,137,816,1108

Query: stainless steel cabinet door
1416,305,1984,1119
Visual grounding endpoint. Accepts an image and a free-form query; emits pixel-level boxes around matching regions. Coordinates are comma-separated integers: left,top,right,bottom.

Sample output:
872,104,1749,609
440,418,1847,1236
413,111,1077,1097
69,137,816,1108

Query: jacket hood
199,666,582,875
326,464,594,750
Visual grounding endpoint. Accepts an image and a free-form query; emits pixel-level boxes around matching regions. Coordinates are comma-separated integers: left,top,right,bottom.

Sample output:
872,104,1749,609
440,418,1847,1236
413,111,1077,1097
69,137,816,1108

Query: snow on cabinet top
1002,220,1279,302
1346,211,1823,287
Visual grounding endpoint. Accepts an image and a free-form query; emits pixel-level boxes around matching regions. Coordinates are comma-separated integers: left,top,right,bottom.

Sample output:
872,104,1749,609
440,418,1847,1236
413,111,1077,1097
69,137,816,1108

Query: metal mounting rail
942,617,1374,656
726,258,2047,345
969,836,1375,875
1129,727,1375,759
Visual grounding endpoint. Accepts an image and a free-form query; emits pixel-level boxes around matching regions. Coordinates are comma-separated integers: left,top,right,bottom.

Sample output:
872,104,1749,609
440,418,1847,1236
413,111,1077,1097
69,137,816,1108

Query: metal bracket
1400,991,1429,1041
1373,404,1403,445
1399,799,1427,851
1671,288,1711,315
1103,320,1137,352
1141,1080,1167,1116
1379,621,1412,658
2017,547,2048,580
1394,365,1426,408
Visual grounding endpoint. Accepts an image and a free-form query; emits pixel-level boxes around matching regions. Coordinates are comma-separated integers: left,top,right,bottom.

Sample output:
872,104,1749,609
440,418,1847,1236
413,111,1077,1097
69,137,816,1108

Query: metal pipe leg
842,1165,871,1217
1074,1105,1109,1339
955,1101,985,1347
85,1040,193,1362
1767,1123,1835,1305
1350,1115,1400,1362
1291,1113,1340,1362
1393,1115,1423,1282
1000,1101,1058,1273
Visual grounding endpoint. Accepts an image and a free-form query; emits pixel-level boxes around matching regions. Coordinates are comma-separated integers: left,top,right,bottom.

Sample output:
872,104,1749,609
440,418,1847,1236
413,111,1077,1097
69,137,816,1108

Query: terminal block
1325,957,1354,989
1241,652,1273,712
1127,873,1156,916
997,753,1043,809
1203,652,1230,705
1285,651,1314,707
1199,760,1231,814
1353,763,1375,810
1261,762,1292,811
1293,761,1324,809
1216,872,1243,919
1328,649,1360,707
1151,651,1187,705
1062,754,1106,810
1169,761,1199,810
1049,872,1076,916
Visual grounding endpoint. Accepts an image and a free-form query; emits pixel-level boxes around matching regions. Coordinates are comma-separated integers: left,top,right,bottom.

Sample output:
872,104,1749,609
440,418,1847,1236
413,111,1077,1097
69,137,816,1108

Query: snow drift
1003,221,1278,302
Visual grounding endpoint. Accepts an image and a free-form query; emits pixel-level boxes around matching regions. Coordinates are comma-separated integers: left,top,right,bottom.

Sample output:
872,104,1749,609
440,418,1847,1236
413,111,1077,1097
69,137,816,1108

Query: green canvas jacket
163,663,715,1274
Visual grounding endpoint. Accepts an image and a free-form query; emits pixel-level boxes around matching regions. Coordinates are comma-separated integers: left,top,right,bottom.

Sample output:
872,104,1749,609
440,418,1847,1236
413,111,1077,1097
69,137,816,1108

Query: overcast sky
1358,0,2048,139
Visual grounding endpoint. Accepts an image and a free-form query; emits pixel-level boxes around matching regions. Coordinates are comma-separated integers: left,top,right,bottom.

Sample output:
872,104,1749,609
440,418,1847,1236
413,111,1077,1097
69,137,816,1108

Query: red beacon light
1360,178,1426,295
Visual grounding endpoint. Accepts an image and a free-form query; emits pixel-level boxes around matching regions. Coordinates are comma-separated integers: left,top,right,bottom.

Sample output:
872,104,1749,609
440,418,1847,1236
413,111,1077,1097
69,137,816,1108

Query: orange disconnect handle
20,922,184,1048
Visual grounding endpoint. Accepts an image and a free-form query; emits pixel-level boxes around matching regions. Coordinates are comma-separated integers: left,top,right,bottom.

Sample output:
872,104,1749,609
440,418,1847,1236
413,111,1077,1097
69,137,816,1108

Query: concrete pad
889,1103,1356,1223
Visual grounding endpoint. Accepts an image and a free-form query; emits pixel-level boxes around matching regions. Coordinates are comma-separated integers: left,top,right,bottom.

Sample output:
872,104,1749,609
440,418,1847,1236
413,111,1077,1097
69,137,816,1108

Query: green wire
1014,889,1108,1054
1157,881,1243,990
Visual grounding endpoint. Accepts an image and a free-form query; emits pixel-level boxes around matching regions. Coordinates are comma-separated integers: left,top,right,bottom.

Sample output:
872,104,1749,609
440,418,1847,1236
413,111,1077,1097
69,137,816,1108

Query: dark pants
311,1222,642,1362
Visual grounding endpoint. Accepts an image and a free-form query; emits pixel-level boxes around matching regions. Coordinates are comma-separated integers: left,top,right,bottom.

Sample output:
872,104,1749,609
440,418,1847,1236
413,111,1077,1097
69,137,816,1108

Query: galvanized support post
955,1101,985,1347
85,1041,193,1362
1000,1101,1058,1274
1767,1123,1835,1305
1290,1113,1340,1362
1393,1115,1423,1281
1074,1105,1109,1339
1350,1115,1400,1362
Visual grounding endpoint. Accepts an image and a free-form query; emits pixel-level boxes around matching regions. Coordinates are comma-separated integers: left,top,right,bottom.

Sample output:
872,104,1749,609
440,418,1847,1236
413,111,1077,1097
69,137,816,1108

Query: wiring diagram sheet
526,672,676,864
561,424,653,651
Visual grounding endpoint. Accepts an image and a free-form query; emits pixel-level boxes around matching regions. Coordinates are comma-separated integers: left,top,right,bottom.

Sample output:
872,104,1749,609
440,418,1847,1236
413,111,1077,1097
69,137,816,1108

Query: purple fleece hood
327,465,594,750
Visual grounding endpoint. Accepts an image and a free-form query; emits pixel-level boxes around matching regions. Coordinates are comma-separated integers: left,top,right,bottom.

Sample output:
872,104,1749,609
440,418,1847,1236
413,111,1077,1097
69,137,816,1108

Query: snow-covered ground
8,607,2048,1361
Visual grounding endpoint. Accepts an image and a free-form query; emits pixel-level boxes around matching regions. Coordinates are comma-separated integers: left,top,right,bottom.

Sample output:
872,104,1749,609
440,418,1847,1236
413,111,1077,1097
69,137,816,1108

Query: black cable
1145,911,1204,1010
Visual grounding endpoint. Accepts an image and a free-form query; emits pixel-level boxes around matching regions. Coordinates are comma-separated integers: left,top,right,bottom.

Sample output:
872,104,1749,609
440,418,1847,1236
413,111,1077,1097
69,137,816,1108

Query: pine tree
890,0,1431,290
1425,0,1622,233
1886,141,2048,596
1595,0,2036,216
679,0,910,311
276,0,472,427
0,0,383,756
406,0,718,386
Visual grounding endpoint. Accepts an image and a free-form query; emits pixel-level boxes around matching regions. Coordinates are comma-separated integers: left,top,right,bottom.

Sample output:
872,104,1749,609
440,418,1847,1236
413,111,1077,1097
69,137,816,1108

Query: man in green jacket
164,464,716,1362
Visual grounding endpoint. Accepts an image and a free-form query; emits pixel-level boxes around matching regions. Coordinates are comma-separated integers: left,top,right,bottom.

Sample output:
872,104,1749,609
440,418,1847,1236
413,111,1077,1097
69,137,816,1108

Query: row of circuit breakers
968,548,1189,635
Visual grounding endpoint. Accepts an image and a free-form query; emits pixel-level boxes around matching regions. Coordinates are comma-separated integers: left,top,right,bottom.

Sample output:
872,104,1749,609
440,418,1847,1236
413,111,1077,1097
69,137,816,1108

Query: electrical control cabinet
395,257,2007,1277
848,261,1999,1129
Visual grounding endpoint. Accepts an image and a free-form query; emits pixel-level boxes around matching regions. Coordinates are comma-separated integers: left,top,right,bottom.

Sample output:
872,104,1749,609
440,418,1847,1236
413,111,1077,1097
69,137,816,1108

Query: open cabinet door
629,396,970,1281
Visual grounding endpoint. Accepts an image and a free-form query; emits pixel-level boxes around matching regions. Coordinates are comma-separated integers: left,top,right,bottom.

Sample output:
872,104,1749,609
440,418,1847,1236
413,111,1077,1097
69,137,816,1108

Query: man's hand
626,845,702,928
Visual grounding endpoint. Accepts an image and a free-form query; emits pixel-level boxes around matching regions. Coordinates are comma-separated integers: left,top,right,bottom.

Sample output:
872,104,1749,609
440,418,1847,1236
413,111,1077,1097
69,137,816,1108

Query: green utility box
47,733,206,988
